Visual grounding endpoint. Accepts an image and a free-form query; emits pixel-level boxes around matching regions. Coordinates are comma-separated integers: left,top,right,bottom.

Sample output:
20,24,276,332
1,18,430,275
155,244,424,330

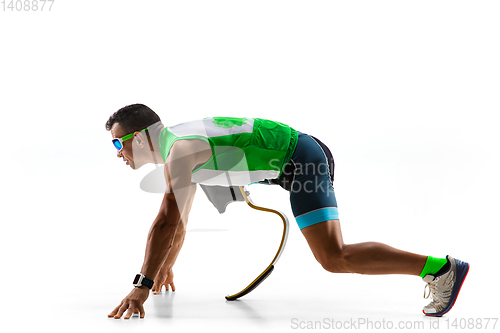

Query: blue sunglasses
112,127,149,151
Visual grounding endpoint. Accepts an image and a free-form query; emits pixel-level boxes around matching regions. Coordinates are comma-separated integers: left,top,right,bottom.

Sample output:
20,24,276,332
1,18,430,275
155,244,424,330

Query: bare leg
301,220,427,275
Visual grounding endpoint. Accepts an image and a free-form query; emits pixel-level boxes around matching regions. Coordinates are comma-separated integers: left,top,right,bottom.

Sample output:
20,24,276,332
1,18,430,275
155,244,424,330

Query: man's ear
134,132,147,148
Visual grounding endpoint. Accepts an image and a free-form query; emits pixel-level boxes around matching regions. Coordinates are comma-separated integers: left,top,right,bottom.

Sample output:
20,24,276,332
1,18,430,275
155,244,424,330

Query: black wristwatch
133,273,154,289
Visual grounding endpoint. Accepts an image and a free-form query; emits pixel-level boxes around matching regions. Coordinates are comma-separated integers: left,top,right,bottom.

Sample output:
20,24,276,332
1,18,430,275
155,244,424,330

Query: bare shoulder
172,138,210,152
168,138,212,165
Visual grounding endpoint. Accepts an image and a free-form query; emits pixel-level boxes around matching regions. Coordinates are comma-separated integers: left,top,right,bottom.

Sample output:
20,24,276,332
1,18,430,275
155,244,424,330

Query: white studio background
1,1,499,332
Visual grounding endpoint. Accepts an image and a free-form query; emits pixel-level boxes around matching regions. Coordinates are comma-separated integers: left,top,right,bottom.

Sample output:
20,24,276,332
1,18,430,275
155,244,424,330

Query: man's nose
117,150,123,158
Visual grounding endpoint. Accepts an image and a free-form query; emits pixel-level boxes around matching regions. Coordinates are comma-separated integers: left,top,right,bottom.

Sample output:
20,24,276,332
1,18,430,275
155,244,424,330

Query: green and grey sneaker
422,255,470,317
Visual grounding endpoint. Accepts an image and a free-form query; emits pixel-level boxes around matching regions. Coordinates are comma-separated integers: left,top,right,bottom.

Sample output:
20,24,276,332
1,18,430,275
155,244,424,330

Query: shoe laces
423,278,437,300
423,271,454,307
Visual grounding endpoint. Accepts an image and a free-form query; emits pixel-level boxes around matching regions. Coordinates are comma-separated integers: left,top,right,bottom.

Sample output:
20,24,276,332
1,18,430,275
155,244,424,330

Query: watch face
133,275,141,284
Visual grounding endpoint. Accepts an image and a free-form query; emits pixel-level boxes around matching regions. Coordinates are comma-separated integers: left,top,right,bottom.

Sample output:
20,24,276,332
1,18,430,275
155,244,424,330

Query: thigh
300,219,344,260
289,132,339,230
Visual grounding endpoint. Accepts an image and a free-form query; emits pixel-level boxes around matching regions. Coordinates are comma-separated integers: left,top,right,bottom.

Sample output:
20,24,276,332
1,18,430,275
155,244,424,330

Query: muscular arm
108,139,212,319
139,192,188,280
109,139,211,319
139,139,211,281
160,184,196,272
151,183,196,292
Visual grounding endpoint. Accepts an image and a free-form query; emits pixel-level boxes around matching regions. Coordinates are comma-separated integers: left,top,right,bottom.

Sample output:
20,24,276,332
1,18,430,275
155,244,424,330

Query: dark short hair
105,104,161,134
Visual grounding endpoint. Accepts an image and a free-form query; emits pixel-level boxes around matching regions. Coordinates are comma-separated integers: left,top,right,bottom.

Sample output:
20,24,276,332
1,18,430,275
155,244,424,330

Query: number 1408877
1,0,55,11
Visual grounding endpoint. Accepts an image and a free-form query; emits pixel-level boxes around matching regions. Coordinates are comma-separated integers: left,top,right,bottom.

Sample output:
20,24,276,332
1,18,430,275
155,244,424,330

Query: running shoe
422,255,469,316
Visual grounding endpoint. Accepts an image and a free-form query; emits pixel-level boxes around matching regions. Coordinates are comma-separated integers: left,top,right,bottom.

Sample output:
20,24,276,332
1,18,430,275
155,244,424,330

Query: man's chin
126,161,136,169
129,162,145,170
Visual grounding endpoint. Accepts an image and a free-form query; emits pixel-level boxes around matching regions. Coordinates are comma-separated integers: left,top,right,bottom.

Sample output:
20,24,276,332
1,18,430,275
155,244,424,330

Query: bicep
161,140,207,225
164,139,211,190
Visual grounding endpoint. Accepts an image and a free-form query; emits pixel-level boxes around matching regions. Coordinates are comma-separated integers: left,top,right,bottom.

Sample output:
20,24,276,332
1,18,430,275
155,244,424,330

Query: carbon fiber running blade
225,265,275,301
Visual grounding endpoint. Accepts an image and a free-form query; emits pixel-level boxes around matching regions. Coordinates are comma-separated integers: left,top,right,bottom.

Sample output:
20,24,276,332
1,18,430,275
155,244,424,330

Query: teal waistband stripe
296,207,339,230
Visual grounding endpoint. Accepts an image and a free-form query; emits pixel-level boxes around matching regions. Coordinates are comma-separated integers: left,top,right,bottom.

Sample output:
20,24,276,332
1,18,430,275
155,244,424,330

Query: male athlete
106,104,469,319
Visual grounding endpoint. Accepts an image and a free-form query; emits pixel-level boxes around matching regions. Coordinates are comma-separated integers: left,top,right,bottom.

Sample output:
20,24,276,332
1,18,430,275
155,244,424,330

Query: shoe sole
423,259,470,317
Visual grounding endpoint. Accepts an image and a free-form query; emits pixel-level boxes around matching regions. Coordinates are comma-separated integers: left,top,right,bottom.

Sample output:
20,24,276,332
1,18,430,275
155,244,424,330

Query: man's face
110,122,143,169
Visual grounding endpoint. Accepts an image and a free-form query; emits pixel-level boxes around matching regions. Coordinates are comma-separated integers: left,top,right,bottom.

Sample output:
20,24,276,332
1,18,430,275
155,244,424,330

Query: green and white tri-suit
158,117,298,186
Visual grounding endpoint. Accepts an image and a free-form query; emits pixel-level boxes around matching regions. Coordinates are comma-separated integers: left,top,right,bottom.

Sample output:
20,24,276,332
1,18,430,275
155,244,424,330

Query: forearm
140,215,180,280
159,227,186,274
140,151,197,280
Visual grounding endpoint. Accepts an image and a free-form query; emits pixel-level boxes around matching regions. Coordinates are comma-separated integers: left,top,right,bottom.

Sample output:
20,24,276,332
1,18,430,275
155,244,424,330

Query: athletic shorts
263,131,339,229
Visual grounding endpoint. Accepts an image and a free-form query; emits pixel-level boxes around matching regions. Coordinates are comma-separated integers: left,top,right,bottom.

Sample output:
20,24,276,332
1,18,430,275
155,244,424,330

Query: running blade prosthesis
199,185,289,301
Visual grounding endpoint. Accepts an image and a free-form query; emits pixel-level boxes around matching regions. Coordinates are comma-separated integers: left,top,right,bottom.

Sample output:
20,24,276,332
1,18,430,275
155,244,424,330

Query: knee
315,250,350,274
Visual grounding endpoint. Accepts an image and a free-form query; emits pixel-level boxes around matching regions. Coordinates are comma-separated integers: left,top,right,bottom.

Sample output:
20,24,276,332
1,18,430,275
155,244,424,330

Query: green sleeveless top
158,117,298,186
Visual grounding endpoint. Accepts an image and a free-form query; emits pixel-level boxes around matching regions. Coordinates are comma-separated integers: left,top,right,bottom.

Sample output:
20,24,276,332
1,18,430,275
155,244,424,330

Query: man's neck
146,123,165,164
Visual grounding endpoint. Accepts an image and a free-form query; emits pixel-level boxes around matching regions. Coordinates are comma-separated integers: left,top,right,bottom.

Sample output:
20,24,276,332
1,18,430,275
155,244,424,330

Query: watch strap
133,273,154,289
141,276,154,289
